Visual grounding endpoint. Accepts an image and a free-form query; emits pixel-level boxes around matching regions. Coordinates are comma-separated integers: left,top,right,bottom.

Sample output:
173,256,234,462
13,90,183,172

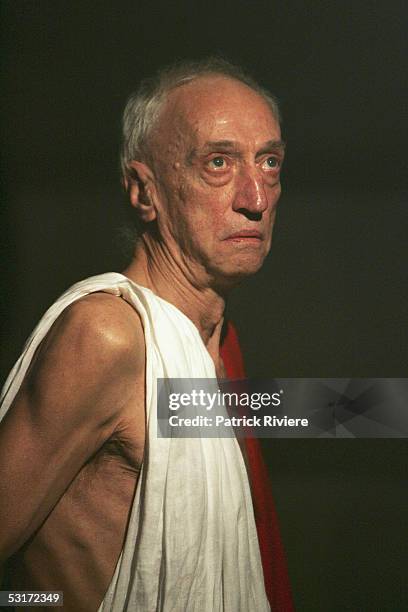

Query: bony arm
0,293,144,562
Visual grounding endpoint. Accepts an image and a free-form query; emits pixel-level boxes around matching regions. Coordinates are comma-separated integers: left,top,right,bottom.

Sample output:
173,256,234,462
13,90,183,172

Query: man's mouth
223,230,263,242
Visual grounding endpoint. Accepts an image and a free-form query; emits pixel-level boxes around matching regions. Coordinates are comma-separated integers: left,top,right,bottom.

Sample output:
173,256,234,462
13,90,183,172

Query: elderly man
0,59,292,611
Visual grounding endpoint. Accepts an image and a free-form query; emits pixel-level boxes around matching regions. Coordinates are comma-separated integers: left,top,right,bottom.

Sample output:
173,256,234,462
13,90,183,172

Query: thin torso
4,293,147,612
4,293,232,612
8,397,145,612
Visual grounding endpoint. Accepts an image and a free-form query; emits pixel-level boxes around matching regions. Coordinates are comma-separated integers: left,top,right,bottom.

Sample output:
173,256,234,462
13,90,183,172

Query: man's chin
209,257,267,291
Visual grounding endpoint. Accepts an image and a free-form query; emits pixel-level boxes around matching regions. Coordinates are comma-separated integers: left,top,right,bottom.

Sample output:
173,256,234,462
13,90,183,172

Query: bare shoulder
0,291,146,560
41,291,144,367
63,291,143,338
22,290,145,428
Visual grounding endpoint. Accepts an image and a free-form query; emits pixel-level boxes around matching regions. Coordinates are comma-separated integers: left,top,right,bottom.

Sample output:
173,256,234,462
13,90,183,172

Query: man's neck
122,243,226,352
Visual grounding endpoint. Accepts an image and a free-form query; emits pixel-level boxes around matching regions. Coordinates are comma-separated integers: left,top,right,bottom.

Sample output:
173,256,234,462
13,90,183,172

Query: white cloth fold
0,273,270,612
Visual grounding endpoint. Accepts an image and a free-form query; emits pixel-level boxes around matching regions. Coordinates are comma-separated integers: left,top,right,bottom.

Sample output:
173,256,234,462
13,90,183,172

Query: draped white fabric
0,273,270,612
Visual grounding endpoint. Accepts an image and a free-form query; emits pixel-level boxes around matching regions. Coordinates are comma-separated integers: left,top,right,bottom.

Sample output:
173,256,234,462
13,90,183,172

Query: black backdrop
1,2,407,610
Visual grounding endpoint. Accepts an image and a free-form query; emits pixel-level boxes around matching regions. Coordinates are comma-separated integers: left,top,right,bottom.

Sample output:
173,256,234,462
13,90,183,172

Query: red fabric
220,321,294,612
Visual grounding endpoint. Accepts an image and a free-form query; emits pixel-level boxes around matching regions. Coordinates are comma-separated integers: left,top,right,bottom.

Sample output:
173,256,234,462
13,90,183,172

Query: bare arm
0,293,145,562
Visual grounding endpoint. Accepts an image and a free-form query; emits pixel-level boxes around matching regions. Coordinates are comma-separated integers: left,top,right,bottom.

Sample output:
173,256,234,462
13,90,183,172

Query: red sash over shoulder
220,321,294,612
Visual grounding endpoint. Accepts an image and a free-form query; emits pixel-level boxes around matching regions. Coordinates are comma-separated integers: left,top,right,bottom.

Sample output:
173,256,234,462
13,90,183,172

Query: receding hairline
167,70,274,94
146,73,281,155
159,71,279,115
121,58,281,176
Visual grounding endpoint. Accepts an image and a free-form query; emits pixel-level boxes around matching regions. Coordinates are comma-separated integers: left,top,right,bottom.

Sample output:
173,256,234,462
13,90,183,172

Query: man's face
148,75,284,290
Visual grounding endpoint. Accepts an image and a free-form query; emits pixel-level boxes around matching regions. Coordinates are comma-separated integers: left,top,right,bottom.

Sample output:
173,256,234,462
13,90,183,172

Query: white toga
0,273,270,612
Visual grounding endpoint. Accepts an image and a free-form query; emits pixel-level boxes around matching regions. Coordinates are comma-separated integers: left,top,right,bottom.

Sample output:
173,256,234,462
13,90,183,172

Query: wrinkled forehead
151,76,280,156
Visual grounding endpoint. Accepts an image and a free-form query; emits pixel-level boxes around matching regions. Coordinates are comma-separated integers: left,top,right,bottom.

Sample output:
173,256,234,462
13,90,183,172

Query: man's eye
208,156,226,170
262,156,280,171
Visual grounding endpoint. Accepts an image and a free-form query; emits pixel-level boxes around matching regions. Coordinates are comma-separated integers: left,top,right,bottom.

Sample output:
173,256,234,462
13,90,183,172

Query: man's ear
124,161,157,223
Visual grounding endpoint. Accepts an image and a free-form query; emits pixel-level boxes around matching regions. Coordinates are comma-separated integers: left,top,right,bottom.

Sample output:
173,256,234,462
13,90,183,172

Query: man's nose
232,169,268,218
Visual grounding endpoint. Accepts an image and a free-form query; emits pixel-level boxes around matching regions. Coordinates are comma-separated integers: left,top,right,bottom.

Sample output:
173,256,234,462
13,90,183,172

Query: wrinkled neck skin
122,232,229,359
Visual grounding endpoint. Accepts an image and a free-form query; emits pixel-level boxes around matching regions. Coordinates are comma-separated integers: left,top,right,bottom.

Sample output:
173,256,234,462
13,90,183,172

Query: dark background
1,1,407,610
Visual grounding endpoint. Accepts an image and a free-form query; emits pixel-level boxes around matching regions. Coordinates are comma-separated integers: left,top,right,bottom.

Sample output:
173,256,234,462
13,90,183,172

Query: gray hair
121,57,281,178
